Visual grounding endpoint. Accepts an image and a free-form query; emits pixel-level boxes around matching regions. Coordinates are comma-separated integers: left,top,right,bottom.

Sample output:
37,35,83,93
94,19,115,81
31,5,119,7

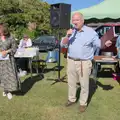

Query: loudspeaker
50,3,71,29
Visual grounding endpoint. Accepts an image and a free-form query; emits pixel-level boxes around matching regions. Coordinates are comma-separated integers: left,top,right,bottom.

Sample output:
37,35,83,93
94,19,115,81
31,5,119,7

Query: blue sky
43,0,104,11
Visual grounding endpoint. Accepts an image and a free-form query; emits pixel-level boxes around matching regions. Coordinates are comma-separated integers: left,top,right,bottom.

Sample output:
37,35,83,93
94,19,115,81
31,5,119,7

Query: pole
58,29,61,80
50,28,67,85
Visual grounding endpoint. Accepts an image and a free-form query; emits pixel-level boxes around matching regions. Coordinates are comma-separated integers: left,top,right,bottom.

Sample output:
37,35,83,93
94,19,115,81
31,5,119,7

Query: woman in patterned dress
0,23,21,99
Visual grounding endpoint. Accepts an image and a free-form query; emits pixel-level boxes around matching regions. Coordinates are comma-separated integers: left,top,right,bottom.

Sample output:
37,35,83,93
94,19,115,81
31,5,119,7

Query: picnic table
93,56,118,79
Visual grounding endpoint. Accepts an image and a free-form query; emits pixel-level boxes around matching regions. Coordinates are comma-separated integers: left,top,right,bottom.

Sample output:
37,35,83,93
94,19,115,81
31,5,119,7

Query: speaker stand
47,29,67,85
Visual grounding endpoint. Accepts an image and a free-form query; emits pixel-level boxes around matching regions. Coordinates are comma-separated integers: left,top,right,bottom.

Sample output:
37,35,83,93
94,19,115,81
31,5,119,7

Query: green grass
0,54,120,120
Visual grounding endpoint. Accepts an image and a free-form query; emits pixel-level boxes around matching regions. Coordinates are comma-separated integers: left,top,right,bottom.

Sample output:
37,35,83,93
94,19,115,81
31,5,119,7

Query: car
32,35,59,52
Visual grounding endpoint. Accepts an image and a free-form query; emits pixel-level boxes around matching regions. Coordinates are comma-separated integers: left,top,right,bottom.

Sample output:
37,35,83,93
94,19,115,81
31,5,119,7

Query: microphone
67,34,72,38
70,24,75,30
70,24,78,30
66,25,75,37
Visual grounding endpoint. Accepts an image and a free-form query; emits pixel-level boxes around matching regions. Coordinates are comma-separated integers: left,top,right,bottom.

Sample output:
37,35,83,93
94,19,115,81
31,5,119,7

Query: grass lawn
0,54,120,120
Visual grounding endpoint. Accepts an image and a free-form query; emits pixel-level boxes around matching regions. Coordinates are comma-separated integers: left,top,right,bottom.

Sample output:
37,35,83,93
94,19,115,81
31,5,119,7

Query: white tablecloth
14,47,39,58
14,47,39,78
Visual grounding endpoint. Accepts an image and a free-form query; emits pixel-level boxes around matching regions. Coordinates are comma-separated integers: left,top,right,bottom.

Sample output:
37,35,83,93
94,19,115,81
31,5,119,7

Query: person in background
0,23,21,99
17,34,32,74
18,34,32,48
61,12,112,113
115,35,120,72
115,35,120,58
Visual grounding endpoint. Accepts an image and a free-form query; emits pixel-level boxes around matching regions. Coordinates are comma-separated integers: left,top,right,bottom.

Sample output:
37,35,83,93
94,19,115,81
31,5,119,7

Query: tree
0,0,51,39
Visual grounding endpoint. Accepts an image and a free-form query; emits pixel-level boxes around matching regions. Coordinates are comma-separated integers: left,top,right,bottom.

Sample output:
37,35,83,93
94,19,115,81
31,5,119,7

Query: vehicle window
115,26,120,35
98,28,104,36
96,26,111,38
34,37,42,42
104,27,111,33
34,36,55,44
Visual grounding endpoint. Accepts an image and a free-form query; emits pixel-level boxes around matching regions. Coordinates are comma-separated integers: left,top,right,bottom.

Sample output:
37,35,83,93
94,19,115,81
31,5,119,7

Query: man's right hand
61,29,73,45
66,29,73,37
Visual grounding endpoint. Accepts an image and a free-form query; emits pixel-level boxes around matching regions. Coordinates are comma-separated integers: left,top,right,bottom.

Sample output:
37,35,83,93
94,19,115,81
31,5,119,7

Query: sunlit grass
0,54,120,120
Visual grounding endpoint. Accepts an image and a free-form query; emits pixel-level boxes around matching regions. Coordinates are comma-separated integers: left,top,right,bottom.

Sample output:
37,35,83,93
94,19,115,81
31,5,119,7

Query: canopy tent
72,0,120,20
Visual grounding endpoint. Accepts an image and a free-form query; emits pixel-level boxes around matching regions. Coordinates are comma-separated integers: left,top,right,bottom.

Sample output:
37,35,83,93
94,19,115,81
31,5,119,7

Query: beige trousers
67,58,92,106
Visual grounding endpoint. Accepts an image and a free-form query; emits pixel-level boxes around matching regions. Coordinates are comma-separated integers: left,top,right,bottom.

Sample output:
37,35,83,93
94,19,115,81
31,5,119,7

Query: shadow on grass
32,65,64,75
76,78,98,104
76,78,114,105
43,65,64,74
13,74,44,96
96,81,114,90
116,80,120,85
50,74,67,85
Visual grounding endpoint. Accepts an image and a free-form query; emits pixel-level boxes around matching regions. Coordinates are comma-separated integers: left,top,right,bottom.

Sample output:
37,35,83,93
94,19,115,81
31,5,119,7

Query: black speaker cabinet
50,3,71,29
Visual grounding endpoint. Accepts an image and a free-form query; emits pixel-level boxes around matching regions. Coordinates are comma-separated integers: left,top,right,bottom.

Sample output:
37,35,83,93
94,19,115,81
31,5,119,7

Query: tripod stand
47,29,67,85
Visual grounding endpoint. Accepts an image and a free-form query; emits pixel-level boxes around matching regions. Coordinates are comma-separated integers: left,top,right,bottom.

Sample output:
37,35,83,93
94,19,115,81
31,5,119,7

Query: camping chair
45,49,59,73
32,54,47,74
32,49,59,75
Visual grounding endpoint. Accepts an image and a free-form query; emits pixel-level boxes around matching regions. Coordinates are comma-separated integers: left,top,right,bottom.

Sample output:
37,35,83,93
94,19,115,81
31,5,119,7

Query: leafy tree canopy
0,0,52,39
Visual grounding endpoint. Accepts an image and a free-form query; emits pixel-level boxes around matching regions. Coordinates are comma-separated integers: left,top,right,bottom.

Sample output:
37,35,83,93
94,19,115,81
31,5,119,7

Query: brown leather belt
68,56,83,61
68,56,83,77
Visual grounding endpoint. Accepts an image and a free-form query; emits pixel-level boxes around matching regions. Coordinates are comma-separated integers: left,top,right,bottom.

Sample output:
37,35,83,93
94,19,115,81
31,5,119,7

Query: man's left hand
105,40,112,47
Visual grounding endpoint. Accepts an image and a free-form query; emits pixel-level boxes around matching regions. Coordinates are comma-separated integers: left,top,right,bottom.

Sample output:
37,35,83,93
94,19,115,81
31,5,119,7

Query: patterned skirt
0,57,21,92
